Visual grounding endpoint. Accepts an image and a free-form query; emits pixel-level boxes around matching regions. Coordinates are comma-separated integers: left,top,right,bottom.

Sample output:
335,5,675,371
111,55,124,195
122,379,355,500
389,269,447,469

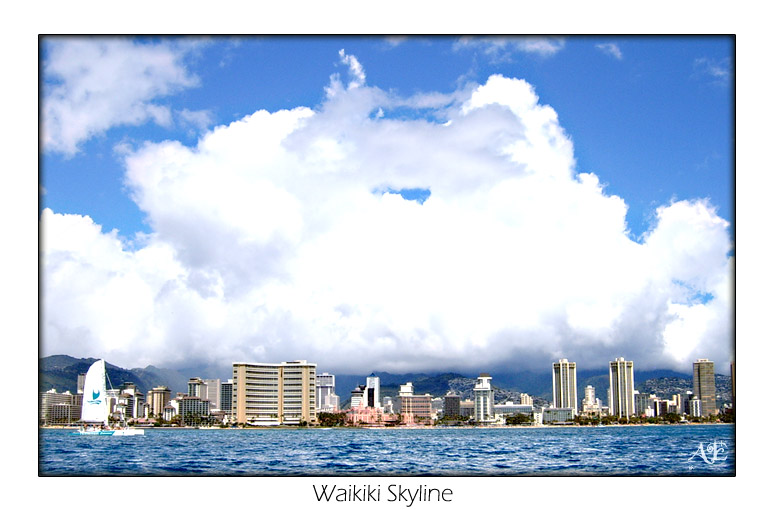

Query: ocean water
39,424,735,476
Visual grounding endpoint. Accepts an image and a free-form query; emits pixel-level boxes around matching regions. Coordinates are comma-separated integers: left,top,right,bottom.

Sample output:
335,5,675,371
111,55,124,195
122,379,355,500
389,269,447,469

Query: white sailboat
74,359,144,436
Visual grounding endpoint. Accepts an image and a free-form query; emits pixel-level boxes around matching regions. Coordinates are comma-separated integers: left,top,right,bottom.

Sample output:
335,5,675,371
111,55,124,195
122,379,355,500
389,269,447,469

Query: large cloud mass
41,53,734,375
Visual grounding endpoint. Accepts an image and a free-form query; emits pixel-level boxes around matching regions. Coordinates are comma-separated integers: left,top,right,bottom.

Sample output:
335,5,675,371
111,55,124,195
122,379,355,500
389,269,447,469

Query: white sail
81,359,109,425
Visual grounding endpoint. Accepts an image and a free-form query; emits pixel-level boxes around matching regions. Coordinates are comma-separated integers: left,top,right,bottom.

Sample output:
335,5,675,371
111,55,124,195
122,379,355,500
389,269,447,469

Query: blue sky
42,36,734,243
40,36,734,375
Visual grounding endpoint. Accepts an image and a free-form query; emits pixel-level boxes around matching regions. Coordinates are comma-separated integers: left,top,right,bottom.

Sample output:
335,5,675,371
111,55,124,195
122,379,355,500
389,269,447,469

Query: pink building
346,401,396,426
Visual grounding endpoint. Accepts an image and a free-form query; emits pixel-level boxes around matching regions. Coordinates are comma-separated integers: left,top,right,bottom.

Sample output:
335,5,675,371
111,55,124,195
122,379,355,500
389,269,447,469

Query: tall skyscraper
202,379,221,410
316,372,338,411
473,373,494,423
609,357,635,418
552,359,577,413
220,380,233,418
693,358,717,416
730,361,735,414
77,373,86,394
232,360,317,425
366,374,381,408
188,377,203,397
444,392,461,418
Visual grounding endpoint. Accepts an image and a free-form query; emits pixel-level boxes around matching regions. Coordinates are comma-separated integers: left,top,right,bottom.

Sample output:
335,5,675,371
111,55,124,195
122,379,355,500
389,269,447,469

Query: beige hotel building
609,357,635,419
232,360,317,426
552,358,578,414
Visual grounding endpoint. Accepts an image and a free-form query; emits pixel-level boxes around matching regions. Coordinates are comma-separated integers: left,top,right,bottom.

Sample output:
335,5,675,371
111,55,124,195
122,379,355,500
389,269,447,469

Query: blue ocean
39,424,734,476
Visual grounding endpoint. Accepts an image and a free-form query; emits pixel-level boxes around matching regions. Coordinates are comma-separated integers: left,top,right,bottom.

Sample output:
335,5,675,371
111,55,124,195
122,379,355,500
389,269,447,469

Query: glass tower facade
693,359,717,416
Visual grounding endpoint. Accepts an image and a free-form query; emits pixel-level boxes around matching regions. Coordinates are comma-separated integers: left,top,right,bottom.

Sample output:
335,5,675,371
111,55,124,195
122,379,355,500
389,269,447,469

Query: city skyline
40,353,730,427
40,36,734,377
40,352,732,406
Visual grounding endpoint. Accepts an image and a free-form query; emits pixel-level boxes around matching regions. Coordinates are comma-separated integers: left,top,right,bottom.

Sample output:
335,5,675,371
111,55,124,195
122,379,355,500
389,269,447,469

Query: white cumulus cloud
42,37,200,156
41,52,734,376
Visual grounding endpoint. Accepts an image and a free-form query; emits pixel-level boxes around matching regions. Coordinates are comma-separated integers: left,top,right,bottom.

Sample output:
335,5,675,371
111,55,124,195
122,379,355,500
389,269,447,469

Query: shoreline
40,422,733,431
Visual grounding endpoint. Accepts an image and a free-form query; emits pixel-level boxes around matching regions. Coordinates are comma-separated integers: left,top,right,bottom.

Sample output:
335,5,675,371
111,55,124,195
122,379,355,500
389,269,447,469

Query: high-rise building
382,396,394,414
366,374,381,408
350,385,366,408
731,361,735,414
635,392,654,417
583,385,595,406
444,393,461,418
459,399,475,417
671,393,683,415
105,388,120,417
519,393,533,406
118,382,144,419
163,400,179,422
178,396,210,424
77,373,86,394
582,385,601,416
552,359,577,414
395,382,412,413
39,389,82,425
609,357,635,419
232,360,317,425
693,359,717,416
147,386,171,417
431,397,444,417
221,380,233,418
399,394,432,422
689,397,702,417
188,377,203,397
394,382,432,422
316,372,338,411
202,379,221,410
404,395,433,421
473,373,494,423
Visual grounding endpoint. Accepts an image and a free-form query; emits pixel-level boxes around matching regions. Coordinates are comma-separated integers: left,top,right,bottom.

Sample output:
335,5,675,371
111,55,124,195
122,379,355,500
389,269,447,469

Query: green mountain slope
39,355,189,394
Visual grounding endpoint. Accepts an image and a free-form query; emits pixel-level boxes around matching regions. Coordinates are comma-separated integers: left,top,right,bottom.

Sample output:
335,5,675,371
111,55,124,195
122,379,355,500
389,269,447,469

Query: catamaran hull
73,429,145,436
111,429,144,436
73,430,114,436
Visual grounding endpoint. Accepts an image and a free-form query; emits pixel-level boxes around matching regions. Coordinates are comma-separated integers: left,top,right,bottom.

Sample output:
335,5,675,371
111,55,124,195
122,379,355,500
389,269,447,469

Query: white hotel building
473,374,495,424
316,372,339,412
233,360,317,426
